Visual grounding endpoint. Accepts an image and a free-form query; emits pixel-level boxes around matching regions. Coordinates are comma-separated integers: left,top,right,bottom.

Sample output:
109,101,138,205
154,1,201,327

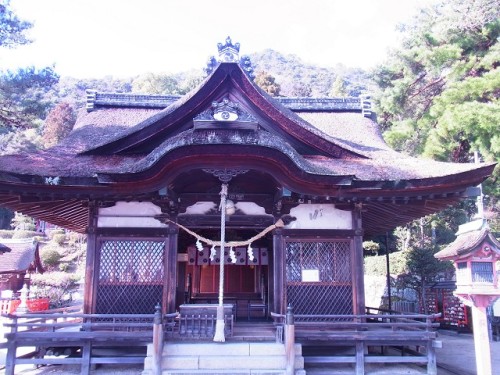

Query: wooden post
81,341,91,375
273,228,284,315
152,303,164,375
5,315,18,375
355,341,365,375
285,304,295,375
352,207,366,315
84,201,98,314
426,340,437,375
425,313,437,374
165,222,178,314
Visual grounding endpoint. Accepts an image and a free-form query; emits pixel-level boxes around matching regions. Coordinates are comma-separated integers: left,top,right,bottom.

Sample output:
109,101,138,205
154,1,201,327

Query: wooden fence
272,307,441,375
2,307,176,375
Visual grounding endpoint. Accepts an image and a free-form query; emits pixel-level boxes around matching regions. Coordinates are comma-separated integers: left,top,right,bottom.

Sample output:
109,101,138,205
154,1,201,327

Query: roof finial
217,36,240,62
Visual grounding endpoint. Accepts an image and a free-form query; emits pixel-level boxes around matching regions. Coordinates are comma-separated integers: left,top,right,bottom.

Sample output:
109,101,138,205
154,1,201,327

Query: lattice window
471,262,493,283
95,239,166,314
285,240,353,319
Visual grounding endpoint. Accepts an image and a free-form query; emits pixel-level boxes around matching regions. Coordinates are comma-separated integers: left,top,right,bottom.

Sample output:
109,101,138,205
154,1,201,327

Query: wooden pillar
152,304,164,375
355,341,365,375
352,206,365,314
163,221,178,314
426,339,437,375
273,228,285,315
83,201,98,314
285,305,295,375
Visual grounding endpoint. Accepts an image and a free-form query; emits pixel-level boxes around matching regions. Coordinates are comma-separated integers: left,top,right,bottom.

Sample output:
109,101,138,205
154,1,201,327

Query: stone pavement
1,329,499,374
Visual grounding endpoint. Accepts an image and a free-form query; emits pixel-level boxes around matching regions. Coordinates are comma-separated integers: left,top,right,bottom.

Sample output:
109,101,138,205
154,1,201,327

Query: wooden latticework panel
95,239,166,314
285,240,353,319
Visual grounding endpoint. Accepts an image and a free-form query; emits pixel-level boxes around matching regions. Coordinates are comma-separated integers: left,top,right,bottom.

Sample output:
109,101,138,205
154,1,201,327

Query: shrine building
0,38,495,319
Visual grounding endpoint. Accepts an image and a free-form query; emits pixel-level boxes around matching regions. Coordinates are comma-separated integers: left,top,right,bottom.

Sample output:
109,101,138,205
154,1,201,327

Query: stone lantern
435,219,500,375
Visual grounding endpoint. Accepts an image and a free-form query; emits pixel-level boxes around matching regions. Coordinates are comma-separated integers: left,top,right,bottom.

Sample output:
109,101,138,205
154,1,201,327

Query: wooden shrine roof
0,239,44,274
0,56,495,235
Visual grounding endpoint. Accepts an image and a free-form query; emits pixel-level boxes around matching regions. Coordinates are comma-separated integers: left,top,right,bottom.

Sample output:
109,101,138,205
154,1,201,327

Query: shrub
58,263,70,272
40,247,62,268
30,271,81,307
52,233,66,245
364,251,408,276
49,229,65,240
12,230,39,239
0,230,14,239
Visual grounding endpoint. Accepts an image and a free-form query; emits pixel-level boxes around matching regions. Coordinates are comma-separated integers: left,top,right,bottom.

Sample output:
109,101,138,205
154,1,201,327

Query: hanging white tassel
213,305,225,342
196,239,203,252
247,243,254,262
210,245,216,261
229,247,237,264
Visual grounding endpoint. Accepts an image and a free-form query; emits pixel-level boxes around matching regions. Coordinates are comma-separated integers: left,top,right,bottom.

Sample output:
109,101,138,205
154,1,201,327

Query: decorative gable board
285,204,352,230
98,201,166,228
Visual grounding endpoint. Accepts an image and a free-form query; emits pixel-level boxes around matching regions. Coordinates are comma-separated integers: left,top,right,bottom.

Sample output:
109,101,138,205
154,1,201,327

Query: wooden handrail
3,311,178,375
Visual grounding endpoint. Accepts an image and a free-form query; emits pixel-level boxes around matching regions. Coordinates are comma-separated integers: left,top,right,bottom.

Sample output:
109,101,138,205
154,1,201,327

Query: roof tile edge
85,90,372,114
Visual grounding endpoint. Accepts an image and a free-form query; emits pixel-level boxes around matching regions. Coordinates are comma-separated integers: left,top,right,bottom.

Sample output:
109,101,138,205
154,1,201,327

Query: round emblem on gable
213,110,238,122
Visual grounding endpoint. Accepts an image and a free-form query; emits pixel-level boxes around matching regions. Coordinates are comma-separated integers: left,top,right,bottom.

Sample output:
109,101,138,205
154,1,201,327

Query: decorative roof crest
193,97,258,129
212,97,240,121
217,36,240,62
205,37,254,80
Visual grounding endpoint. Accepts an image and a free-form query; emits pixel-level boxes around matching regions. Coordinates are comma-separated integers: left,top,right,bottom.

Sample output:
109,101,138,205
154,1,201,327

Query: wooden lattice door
95,238,167,314
285,239,353,317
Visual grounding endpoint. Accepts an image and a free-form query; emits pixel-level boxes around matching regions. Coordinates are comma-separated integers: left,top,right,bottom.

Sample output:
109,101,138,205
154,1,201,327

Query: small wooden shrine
0,38,495,319
0,238,44,293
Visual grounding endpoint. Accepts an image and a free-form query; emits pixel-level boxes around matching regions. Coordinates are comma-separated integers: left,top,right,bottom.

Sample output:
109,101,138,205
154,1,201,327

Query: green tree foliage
362,240,380,255
0,127,40,155
372,0,500,196
0,65,59,131
10,211,35,230
132,71,203,96
291,83,312,97
250,49,370,97
254,71,281,96
364,250,408,276
41,102,76,148
329,75,348,97
133,72,182,95
55,76,133,108
405,239,453,314
0,0,32,48
0,2,59,156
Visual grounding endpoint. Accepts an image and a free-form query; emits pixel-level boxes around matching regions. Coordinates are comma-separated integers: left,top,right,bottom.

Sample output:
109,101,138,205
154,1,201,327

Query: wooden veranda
2,306,440,375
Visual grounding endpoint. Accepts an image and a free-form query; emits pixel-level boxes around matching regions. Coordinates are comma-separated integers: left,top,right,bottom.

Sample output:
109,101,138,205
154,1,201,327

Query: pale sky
1,0,435,78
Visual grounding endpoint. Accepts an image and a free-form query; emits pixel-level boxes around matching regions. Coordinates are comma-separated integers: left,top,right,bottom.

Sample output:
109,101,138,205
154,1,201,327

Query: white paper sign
302,269,320,282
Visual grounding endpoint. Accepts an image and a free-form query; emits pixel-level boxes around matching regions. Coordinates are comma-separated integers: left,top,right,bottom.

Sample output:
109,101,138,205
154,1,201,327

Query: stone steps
143,342,305,375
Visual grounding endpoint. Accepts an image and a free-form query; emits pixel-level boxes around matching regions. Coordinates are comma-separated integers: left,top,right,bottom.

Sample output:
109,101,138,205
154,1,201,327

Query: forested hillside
248,49,371,97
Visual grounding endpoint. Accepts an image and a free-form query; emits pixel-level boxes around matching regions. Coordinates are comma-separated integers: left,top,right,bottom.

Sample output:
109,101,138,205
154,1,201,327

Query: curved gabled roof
0,59,495,235
78,63,365,158
435,224,500,260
